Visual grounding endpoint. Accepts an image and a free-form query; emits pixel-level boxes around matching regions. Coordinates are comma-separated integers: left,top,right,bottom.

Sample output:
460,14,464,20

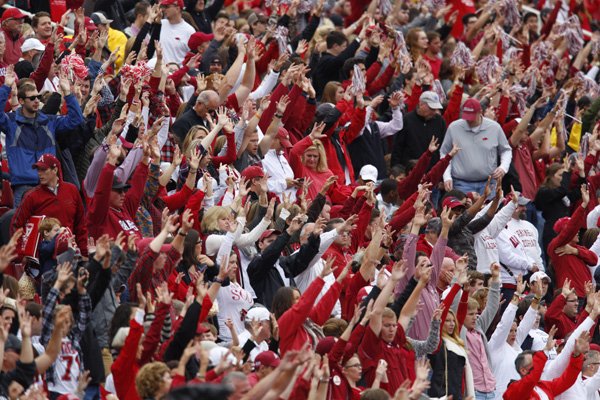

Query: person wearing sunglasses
1,64,84,207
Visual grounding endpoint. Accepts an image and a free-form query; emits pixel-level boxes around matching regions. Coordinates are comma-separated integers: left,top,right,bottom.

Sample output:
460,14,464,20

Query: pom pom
530,41,551,65
575,72,600,99
297,0,314,14
379,0,392,16
450,42,475,69
433,80,447,104
475,55,501,85
274,26,289,54
350,64,366,96
522,68,538,98
509,84,528,116
60,54,88,81
501,0,521,28
120,61,153,83
424,0,446,11
395,31,413,71
557,15,584,55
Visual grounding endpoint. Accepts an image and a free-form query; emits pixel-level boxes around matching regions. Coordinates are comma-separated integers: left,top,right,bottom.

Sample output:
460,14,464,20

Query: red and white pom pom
350,64,366,96
475,55,501,85
501,0,521,28
60,54,88,81
450,42,475,69
576,72,600,98
424,0,446,11
274,26,289,54
557,15,584,55
120,61,153,82
509,84,528,116
530,41,551,65
379,0,392,15
433,79,447,104
522,68,538,98
541,66,554,89
297,0,313,14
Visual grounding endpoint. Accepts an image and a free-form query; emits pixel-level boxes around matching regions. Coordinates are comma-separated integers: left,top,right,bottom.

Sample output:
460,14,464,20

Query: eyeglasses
344,363,361,369
20,95,42,101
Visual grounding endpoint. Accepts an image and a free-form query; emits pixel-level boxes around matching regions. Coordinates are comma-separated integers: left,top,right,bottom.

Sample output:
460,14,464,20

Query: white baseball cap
529,271,551,284
359,164,378,183
21,38,45,53
245,306,270,322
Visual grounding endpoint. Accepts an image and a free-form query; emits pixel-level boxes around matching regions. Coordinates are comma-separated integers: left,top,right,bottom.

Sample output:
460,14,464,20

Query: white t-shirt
159,19,196,65
217,281,254,343
48,337,81,394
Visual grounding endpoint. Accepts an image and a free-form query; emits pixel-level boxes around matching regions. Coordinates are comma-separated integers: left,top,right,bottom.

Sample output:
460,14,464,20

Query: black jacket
391,110,446,169
184,0,225,33
171,108,210,145
248,231,320,310
312,39,360,100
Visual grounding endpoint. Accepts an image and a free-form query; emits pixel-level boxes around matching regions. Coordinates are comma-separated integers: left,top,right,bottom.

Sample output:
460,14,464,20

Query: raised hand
309,122,327,140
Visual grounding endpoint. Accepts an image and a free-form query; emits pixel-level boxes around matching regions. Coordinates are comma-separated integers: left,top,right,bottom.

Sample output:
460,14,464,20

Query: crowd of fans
0,0,598,399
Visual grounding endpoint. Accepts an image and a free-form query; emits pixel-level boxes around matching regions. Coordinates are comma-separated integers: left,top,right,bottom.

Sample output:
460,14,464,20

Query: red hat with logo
84,17,97,31
276,127,293,148
188,32,214,50
442,196,464,210
254,351,281,369
258,229,281,243
241,165,265,180
160,0,184,7
1,8,26,23
461,98,482,122
32,154,60,170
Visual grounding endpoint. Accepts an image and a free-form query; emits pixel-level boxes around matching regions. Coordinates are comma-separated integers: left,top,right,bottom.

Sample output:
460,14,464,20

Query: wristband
214,276,225,284
177,230,187,237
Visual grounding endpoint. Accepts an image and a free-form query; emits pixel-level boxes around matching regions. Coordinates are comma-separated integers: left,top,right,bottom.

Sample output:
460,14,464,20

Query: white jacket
557,371,600,400
474,202,516,273
496,218,544,284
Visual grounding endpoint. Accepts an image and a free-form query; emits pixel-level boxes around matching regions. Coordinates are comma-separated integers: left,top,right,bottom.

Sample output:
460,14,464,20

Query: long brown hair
540,163,563,189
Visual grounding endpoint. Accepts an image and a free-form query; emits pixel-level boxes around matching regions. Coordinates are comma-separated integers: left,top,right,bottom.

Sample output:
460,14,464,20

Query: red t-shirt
512,138,538,200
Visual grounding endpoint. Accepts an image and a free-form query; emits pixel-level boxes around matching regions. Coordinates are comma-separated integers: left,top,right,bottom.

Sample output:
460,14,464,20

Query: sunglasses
21,95,42,101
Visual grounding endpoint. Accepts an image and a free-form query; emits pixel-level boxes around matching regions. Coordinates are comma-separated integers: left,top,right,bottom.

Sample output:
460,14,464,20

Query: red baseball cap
196,324,210,335
461,98,481,122
160,0,184,7
258,229,281,242
1,8,26,23
254,351,280,369
84,17,97,31
188,32,214,50
276,127,293,148
32,154,59,170
442,196,464,210
241,165,265,180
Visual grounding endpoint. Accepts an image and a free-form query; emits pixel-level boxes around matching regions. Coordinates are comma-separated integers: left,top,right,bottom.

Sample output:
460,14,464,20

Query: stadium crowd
0,0,597,399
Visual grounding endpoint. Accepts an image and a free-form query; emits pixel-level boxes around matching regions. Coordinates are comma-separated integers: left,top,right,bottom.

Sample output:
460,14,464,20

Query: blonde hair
443,309,465,346
135,362,169,398
302,139,328,172
38,217,61,237
201,206,233,233
406,28,425,61
183,128,209,157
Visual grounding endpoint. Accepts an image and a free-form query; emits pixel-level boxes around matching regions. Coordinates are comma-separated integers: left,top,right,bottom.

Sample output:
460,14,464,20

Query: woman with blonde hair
289,125,332,202
428,309,474,400
406,28,428,62
321,81,344,104
135,362,172,399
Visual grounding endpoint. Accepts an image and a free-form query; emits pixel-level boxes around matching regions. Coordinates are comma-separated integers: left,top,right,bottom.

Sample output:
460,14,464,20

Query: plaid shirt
40,287,92,386
161,134,176,164
128,245,182,303
136,163,161,238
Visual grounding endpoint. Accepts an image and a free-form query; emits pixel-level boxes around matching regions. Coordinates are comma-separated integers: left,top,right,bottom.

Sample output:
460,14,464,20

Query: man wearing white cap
15,38,45,79
391,91,446,171
237,307,272,362
496,192,544,300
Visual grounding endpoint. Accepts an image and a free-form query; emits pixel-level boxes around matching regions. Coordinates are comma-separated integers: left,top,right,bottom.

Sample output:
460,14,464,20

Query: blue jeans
475,390,495,400
453,179,497,199
12,184,35,208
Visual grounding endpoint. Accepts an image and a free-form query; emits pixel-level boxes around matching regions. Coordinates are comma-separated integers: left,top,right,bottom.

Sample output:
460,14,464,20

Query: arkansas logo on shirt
482,137,488,141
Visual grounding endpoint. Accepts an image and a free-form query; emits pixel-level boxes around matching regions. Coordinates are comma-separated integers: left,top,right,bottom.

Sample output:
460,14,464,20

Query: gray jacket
91,246,136,349
460,280,501,364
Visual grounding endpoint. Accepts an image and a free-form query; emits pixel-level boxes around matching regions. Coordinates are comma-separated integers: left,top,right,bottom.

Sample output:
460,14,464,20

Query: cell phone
297,178,305,183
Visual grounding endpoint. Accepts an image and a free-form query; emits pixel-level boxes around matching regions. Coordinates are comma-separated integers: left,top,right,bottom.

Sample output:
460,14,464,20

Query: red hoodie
87,162,148,241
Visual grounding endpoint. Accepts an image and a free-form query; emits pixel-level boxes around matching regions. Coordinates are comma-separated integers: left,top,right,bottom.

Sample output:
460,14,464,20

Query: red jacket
2,29,23,65
111,319,143,400
87,162,148,241
11,180,88,256
543,294,589,339
503,351,583,400
547,205,598,297
278,278,341,356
